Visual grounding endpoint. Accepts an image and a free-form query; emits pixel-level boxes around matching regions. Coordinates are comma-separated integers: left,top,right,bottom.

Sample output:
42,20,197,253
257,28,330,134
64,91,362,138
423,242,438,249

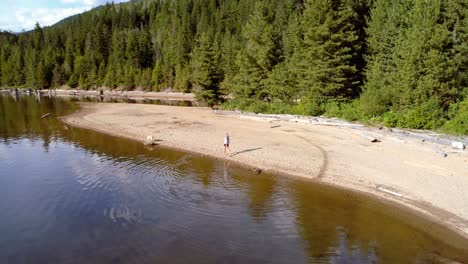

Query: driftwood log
144,135,159,146
40,113,51,119
451,141,465,150
432,145,447,157
353,131,380,143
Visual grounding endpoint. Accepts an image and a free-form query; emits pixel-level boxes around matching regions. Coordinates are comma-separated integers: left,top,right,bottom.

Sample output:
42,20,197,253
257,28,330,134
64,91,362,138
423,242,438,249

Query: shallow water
0,95,467,264
67,95,197,106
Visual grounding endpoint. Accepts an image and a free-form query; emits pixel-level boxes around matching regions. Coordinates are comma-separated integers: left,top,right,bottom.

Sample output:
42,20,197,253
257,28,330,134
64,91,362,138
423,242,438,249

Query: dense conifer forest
0,0,467,134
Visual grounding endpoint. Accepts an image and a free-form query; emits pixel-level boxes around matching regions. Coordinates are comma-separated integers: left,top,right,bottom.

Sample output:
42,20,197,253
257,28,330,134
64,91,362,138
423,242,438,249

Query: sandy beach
63,102,468,239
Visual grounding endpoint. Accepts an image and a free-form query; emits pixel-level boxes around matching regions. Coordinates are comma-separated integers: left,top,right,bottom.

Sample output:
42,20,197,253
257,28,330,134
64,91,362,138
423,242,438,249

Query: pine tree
392,0,467,128
24,48,38,88
138,27,153,68
32,22,44,51
125,29,139,68
361,0,412,116
190,34,222,106
262,10,303,104
52,65,63,88
294,0,362,105
362,0,467,129
151,60,163,91
35,61,48,89
105,30,125,88
11,46,24,85
230,3,278,99
0,45,14,86
63,28,75,82
263,62,299,104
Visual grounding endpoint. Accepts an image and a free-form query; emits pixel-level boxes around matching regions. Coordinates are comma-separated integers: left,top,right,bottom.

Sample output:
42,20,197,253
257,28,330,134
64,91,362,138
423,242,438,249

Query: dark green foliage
294,0,363,101
223,98,293,115
228,2,279,100
323,100,363,121
360,0,410,116
190,34,222,106
263,62,299,104
359,0,468,133
0,0,467,134
400,100,447,129
442,100,468,135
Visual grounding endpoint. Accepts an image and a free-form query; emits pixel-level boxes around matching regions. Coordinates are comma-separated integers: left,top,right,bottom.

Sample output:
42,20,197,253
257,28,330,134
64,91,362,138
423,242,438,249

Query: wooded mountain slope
0,0,467,134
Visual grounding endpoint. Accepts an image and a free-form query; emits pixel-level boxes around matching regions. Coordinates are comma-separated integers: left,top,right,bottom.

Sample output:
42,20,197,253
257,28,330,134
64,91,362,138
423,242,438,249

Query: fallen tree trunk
353,131,380,143
432,145,447,157
40,113,51,119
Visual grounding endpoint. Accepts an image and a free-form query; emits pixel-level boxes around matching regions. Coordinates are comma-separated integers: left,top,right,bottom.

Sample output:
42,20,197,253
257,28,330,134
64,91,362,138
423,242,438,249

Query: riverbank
2,88,196,101
47,89,195,101
62,102,468,240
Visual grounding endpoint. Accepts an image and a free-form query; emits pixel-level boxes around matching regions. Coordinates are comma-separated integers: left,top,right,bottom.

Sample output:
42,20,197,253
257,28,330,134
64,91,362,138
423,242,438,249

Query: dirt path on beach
63,102,468,240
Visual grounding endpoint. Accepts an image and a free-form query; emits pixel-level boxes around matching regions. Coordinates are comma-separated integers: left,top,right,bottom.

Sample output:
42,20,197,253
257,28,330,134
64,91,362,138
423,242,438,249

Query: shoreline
3,88,196,101
45,89,196,101
62,102,468,243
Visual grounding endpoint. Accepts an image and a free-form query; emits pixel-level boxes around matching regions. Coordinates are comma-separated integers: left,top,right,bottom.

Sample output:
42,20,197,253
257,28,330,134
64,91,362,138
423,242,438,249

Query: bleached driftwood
40,113,51,119
353,131,380,143
451,141,465,150
144,135,158,146
212,110,467,149
377,186,403,197
432,145,447,157
388,137,405,144
309,121,364,128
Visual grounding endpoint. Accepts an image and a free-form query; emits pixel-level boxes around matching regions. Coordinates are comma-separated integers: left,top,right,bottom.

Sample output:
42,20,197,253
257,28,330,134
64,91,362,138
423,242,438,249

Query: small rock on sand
253,167,262,174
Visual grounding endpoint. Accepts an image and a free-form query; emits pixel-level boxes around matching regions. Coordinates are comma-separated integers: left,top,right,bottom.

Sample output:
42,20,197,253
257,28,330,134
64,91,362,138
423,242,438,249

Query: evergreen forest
0,0,467,134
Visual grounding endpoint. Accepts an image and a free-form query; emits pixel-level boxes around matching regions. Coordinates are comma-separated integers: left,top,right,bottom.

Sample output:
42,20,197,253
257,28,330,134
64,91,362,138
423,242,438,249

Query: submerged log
35,89,41,102
40,113,51,119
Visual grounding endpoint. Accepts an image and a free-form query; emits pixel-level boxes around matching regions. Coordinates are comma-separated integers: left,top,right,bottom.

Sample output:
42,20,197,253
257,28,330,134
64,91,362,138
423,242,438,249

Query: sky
0,0,128,32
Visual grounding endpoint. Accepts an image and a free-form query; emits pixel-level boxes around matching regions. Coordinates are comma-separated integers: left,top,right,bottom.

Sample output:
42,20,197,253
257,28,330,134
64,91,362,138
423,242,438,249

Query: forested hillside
0,0,467,134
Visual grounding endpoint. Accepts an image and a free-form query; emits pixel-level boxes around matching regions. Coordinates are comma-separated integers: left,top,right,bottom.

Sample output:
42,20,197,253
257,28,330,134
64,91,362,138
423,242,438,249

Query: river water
0,95,467,264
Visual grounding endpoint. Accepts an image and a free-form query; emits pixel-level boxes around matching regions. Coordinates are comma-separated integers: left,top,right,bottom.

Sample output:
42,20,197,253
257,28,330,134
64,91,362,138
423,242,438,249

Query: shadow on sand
230,147,262,157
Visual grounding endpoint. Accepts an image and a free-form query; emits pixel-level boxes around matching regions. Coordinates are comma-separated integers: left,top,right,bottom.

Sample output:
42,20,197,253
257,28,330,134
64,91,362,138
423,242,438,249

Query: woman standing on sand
224,132,231,155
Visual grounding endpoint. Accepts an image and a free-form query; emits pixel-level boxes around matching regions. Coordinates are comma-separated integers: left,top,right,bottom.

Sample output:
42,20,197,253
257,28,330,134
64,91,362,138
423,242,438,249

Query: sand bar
63,102,468,239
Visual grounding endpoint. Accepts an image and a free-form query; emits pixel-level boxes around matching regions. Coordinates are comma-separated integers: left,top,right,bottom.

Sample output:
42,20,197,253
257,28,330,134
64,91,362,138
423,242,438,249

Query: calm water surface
67,95,197,106
0,95,467,264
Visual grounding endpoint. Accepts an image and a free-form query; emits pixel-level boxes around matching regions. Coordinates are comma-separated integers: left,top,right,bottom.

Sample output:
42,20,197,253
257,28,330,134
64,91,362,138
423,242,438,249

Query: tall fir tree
228,2,278,99
294,0,363,105
361,0,412,116
190,34,222,106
